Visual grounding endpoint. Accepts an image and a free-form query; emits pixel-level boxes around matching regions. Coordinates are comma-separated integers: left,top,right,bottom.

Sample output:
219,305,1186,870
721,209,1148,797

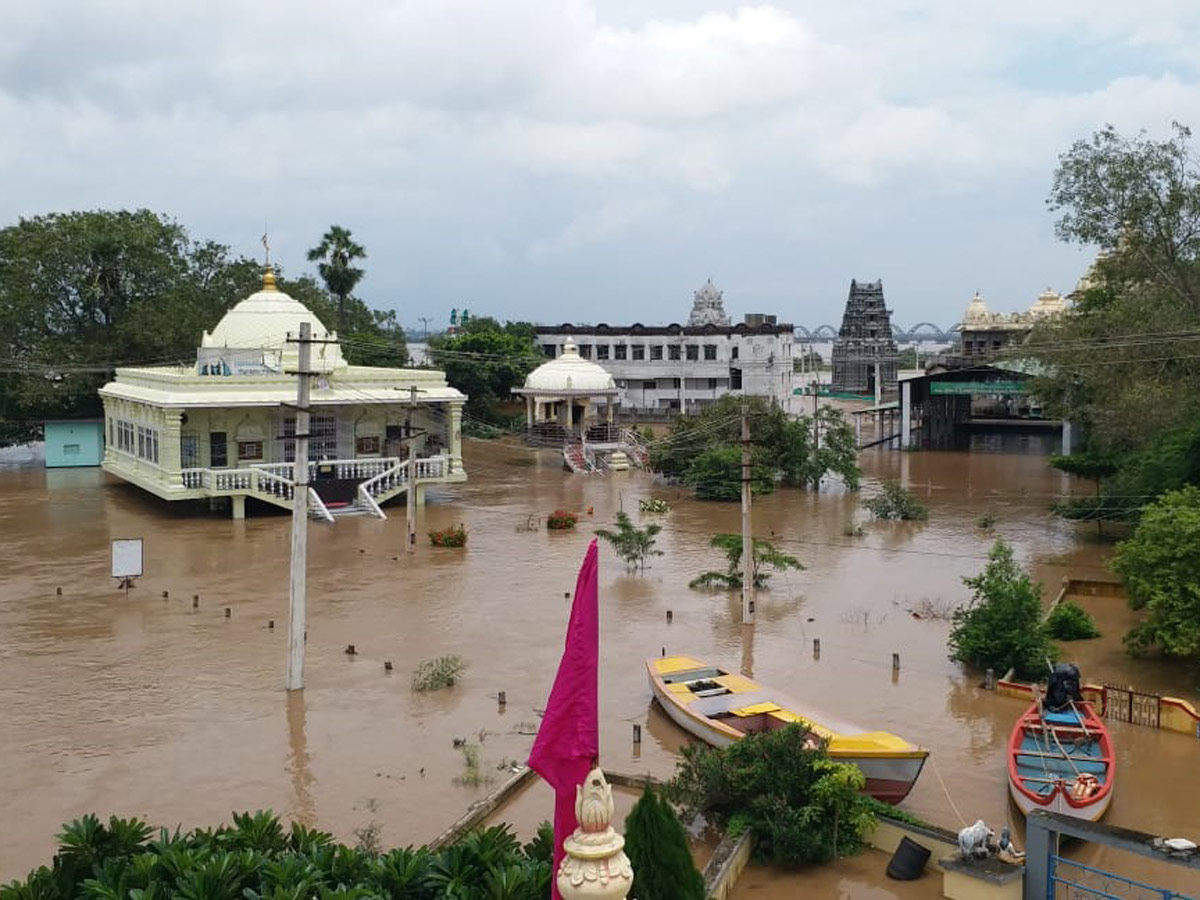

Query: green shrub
863,480,929,521
411,655,467,692
429,524,468,547
0,814,550,900
546,509,578,530
624,786,705,900
1045,600,1101,641
668,724,876,865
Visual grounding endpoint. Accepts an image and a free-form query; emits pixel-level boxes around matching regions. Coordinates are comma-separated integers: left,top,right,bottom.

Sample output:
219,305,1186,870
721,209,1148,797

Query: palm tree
306,226,366,334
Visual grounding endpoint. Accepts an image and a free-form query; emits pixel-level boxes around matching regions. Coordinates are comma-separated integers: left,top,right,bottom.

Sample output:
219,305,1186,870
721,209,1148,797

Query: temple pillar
162,408,184,478
526,396,534,428
449,403,463,474
231,495,246,520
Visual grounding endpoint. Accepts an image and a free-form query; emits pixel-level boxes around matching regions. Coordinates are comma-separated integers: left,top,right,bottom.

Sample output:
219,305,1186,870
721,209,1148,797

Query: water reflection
287,690,315,827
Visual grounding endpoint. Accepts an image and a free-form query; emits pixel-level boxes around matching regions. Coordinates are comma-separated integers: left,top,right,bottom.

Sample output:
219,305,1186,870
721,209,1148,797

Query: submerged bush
411,654,467,692
1045,600,1101,641
863,480,929,521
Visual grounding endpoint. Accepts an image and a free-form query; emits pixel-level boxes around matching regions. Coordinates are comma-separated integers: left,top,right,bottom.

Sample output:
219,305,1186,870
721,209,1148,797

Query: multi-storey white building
533,281,795,415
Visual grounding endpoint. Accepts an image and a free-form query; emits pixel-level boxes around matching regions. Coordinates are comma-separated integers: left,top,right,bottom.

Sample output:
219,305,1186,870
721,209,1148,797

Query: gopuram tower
830,279,899,396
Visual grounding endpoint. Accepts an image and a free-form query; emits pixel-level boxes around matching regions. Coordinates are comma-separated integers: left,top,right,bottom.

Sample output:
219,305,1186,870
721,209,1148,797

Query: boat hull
648,657,927,804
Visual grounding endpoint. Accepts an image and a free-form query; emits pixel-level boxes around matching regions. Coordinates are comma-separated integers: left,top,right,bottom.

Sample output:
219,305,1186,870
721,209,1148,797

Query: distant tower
831,279,899,395
688,279,731,326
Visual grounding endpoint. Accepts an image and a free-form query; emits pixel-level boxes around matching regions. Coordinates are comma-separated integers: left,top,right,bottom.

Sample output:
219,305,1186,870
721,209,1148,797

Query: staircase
619,428,652,467
562,443,595,473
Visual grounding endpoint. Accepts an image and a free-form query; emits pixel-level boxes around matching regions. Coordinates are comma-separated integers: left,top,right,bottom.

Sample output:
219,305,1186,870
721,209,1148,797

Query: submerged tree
948,538,1056,679
689,533,803,590
594,511,663,573
862,480,929,521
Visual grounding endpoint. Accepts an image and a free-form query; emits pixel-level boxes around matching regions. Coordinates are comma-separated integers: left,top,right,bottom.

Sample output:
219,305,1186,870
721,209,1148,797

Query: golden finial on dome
262,267,278,291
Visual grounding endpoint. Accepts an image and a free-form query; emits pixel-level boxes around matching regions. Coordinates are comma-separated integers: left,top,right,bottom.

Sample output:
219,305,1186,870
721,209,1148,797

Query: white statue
557,767,635,899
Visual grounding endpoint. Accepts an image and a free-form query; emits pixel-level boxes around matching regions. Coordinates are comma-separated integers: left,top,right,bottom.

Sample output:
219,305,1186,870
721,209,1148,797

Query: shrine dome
963,292,991,324
522,338,617,393
201,269,345,367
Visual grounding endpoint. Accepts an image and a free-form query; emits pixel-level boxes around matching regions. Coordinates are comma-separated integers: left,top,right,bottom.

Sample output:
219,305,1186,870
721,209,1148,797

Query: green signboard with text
929,380,1029,396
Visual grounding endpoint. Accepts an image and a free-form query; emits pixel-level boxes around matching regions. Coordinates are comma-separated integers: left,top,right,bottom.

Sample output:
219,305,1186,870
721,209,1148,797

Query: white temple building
99,269,467,518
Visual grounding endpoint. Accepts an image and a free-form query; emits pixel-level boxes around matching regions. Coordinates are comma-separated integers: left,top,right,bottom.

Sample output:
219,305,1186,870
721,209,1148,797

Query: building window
685,344,699,361
704,344,717,360
182,434,199,468
642,380,656,390
650,345,663,361
578,344,592,359
356,435,381,455
542,344,557,358
708,378,719,390
632,345,645,361
63,443,80,456
283,415,338,462
730,367,743,389
668,345,681,361
238,441,263,461
614,344,627,360
596,344,610,360
731,346,739,360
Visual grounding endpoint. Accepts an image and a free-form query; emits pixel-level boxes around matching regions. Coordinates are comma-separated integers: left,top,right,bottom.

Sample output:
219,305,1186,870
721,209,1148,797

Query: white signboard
111,539,144,579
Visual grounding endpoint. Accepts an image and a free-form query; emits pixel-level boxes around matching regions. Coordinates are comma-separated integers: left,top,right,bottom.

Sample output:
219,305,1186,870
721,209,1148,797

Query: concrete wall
44,421,104,468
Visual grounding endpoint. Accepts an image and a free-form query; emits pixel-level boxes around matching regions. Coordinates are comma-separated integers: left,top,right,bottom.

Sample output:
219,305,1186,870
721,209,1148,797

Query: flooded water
2,432,1199,895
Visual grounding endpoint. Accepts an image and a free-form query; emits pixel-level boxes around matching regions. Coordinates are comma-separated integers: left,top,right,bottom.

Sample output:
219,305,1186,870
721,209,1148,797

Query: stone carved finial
557,768,634,899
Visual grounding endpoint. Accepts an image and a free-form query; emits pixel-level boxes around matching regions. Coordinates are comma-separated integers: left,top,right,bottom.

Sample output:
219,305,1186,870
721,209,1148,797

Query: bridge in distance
794,322,959,343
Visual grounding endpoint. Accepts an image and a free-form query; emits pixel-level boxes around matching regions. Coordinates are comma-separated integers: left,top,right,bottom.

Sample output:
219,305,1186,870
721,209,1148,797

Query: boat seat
661,666,724,684
694,687,731,698
1043,710,1081,726
732,701,781,716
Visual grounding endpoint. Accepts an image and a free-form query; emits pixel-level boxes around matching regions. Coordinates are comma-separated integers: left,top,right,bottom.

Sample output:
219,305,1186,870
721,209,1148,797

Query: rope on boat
929,755,967,828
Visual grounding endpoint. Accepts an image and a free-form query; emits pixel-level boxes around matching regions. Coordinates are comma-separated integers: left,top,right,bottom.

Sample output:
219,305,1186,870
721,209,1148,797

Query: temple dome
523,338,616,393
963,292,991,324
688,278,731,327
1029,287,1065,318
201,270,345,369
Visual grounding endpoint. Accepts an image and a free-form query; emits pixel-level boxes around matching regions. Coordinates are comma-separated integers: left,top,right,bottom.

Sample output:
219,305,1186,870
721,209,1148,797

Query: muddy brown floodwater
2,433,1199,896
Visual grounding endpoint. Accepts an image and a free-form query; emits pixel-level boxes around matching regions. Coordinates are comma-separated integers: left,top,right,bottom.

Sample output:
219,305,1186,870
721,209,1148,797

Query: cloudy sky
3,1,1200,332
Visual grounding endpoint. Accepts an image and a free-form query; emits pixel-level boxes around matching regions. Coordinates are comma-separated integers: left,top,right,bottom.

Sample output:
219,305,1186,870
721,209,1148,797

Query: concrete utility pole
811,379,820,451
287,322,313,691
740,399,755,625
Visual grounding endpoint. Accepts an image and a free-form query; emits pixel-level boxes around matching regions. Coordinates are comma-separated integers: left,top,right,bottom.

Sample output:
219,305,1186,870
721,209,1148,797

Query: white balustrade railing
257,470,295,501
308,488,335,522
181,468,207,489
361,460,408,500
357,484,386,519
179,455,447,499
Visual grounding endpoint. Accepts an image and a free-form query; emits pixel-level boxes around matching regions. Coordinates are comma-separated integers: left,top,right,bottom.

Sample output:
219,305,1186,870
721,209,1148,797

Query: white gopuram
557,767,635,899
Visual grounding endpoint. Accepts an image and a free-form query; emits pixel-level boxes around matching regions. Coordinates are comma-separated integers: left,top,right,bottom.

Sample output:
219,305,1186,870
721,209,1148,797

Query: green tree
650,395,860,495
428,321,542,421
306,225,366,335
1045,600,1102,641
689,533,803,590
1112,485,1200,659
1030,123,1200,454
624,786,705,900
594,511,663,574
948,538,1056,679
669,725,876,865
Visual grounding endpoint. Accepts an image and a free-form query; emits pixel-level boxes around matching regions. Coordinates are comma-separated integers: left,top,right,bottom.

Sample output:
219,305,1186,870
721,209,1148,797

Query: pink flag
528,539,600,898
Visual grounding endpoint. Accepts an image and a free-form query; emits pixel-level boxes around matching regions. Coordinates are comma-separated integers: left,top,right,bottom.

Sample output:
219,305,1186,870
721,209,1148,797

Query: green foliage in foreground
669,724,876,865
1045,600,1102,641
689,533,804,591
0,812,553,900
1112,485,1200,660
862,480,929,521
948,539,1057,680
624,786,705,900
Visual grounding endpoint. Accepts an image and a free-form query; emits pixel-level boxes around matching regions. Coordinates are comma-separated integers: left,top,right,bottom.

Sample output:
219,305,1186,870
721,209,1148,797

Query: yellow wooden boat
647,654,928,803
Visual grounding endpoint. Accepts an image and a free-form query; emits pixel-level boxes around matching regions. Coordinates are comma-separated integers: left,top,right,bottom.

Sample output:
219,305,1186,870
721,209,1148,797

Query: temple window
703,344,717,360
686,344,699,361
